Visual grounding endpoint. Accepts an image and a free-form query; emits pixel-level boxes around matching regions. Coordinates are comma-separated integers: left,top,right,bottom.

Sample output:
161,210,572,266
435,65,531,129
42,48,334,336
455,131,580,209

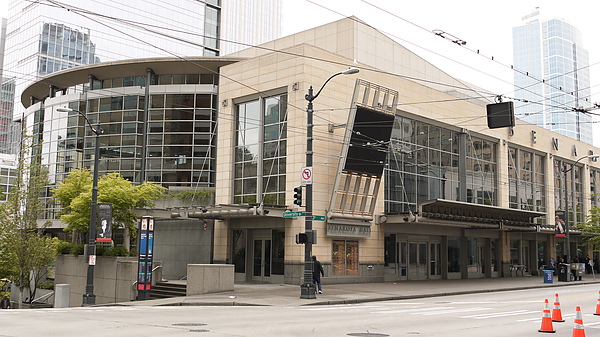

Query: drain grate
189,329,210,333
347,333,390,337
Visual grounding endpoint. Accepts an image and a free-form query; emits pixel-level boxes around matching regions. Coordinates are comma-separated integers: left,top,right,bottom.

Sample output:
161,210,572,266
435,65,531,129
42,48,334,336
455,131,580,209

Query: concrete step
149,282,186,299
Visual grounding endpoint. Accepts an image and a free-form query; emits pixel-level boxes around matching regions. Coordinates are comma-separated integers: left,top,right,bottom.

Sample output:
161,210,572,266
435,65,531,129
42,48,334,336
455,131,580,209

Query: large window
385,117,497,213
555,159,584,225
234,94,287,205
332,240,359,276
508,147,546,216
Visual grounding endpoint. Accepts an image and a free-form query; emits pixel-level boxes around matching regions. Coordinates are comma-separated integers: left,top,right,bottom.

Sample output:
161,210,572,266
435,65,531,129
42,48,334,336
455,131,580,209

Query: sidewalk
119,274,600,307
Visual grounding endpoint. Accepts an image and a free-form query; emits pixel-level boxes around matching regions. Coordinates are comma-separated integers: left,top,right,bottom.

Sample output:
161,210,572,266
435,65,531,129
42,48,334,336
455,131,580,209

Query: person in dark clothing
1,295,10,309
312,255,324,294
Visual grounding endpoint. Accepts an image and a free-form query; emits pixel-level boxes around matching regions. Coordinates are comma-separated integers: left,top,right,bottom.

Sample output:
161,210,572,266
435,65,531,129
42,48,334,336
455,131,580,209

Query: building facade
512,9,593,144
21,17,600,285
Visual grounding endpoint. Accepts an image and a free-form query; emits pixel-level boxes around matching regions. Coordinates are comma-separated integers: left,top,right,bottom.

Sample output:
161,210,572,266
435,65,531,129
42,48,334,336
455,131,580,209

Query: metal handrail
32,291,54,304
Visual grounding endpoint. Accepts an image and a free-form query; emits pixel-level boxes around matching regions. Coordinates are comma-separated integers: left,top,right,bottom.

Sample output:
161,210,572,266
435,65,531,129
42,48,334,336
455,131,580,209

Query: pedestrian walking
1,295,10,309
312,255,324,294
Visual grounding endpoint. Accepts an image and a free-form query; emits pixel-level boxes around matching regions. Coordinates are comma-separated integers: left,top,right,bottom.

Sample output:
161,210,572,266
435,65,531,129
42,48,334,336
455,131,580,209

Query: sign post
137,216,155,300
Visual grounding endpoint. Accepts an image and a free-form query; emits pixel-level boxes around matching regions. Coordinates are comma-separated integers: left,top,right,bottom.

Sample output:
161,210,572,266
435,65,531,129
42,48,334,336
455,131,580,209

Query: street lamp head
56,107,75,112
341,67,359,75
589,154,600,160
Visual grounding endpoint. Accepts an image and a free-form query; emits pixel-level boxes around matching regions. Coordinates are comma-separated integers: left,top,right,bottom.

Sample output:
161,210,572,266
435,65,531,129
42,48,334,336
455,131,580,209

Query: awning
416,199,546,229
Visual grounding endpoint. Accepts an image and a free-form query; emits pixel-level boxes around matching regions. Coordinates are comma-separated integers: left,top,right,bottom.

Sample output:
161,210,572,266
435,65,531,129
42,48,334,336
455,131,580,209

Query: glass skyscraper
512,10,592,144
3,0,282,152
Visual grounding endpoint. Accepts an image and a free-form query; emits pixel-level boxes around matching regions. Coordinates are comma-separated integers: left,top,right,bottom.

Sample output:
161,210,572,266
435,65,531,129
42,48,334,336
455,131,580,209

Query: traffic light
293,186,303,206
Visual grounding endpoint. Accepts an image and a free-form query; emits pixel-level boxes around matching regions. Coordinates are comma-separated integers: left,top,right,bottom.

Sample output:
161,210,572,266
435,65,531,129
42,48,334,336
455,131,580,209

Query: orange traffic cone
552,293,564,322
594,291,600,316
538,299,556,333
572,306,586,337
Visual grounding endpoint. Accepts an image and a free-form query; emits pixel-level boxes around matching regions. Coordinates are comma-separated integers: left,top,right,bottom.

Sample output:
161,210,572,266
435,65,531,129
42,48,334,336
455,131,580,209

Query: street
2,283,600,336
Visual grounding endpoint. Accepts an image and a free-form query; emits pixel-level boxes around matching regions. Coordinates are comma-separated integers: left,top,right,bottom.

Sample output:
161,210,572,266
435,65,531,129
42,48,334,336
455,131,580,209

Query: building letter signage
551,138,559,151
327,224,371,238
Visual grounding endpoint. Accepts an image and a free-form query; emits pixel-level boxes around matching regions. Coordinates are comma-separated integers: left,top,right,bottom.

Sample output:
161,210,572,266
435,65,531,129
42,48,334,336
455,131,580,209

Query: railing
32,291,54,304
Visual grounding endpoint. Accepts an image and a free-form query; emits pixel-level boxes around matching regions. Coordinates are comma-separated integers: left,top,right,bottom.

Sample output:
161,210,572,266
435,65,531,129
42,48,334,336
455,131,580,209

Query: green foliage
106,246,129,257
52,169,166,239
0,135,59,306
68,244,84,256
56,241,72,255
580,201,600,247
60,242,129,257
37,279,54,290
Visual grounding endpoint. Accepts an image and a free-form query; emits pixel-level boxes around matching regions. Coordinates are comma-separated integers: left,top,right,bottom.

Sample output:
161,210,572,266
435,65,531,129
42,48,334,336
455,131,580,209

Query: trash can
543,270,554,284
558,263,571,282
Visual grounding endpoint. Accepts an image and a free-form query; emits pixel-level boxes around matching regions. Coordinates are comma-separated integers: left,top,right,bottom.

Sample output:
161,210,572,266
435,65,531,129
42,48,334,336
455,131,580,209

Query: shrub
69,244,85,256
56,241,72,255
108,246,129,257
38,279,54,290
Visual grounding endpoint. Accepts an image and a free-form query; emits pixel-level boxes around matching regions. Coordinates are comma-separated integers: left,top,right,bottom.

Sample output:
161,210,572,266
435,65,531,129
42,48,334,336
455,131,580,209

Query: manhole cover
347,333,390,337
172,323,207,327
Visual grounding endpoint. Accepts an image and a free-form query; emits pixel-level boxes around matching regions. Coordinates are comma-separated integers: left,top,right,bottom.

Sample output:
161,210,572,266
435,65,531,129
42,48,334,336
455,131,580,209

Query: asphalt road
2,284,600,336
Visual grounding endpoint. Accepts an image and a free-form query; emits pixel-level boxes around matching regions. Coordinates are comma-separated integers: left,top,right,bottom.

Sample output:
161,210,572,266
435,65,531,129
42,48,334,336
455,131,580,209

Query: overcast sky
280,0,600,145
282,0,598,97
2,0,599,143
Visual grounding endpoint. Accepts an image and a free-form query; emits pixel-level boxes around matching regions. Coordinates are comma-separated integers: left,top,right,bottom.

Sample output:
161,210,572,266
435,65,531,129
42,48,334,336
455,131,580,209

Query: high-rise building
3,0,282,152
512,9,592,144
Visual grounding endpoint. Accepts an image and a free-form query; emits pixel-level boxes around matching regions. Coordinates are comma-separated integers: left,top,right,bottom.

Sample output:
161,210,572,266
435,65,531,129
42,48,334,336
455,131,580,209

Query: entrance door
429,242,441,278
396,241,408,280
408,242,428,280
252,239,271,282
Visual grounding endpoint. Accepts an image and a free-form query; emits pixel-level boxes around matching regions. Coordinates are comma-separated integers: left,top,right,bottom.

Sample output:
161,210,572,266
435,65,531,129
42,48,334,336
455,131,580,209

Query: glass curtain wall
44,73,218,219
508,147,547,222
234,94,287,205
554,159,584,224
385,116,497,213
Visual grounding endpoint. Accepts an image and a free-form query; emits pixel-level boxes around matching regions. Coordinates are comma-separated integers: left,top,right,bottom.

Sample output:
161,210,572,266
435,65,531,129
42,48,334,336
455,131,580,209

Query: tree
0,135,59,308
52,169,166,242
579,202,600,247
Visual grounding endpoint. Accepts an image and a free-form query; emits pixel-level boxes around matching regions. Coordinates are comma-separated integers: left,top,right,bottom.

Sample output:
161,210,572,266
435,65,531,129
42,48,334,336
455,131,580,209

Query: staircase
149,281,187,299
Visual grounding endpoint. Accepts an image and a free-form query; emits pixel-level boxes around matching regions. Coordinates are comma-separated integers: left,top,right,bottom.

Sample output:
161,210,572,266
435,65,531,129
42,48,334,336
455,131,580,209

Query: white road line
418,307,493,316
461,309,538,319
372,306,455,314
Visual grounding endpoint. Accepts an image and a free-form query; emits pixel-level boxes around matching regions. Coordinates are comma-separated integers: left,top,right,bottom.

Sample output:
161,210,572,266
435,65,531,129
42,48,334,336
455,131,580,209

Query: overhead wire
11,0,600,187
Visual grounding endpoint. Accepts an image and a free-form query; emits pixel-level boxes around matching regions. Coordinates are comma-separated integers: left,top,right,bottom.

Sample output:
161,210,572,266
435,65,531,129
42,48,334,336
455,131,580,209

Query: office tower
3,0,282,152
512,9,592,144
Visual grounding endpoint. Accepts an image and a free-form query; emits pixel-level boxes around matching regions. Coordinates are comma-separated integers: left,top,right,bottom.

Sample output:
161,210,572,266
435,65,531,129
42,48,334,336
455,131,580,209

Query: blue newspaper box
543,270,554,284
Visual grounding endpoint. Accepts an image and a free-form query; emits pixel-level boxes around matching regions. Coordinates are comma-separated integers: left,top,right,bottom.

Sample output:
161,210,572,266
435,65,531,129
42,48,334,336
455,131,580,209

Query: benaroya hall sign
327,224,371,237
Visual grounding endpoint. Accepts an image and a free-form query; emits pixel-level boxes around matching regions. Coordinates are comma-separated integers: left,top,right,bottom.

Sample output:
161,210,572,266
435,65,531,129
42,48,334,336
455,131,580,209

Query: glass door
396,241,408,280
408,242,428,280
429,242,441,277
252,239,271,282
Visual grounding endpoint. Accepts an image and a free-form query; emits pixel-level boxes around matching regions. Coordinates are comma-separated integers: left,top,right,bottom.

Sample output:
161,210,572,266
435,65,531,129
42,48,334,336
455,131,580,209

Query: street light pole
300,68,359,299
57,107,103,306
562,154,600,264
